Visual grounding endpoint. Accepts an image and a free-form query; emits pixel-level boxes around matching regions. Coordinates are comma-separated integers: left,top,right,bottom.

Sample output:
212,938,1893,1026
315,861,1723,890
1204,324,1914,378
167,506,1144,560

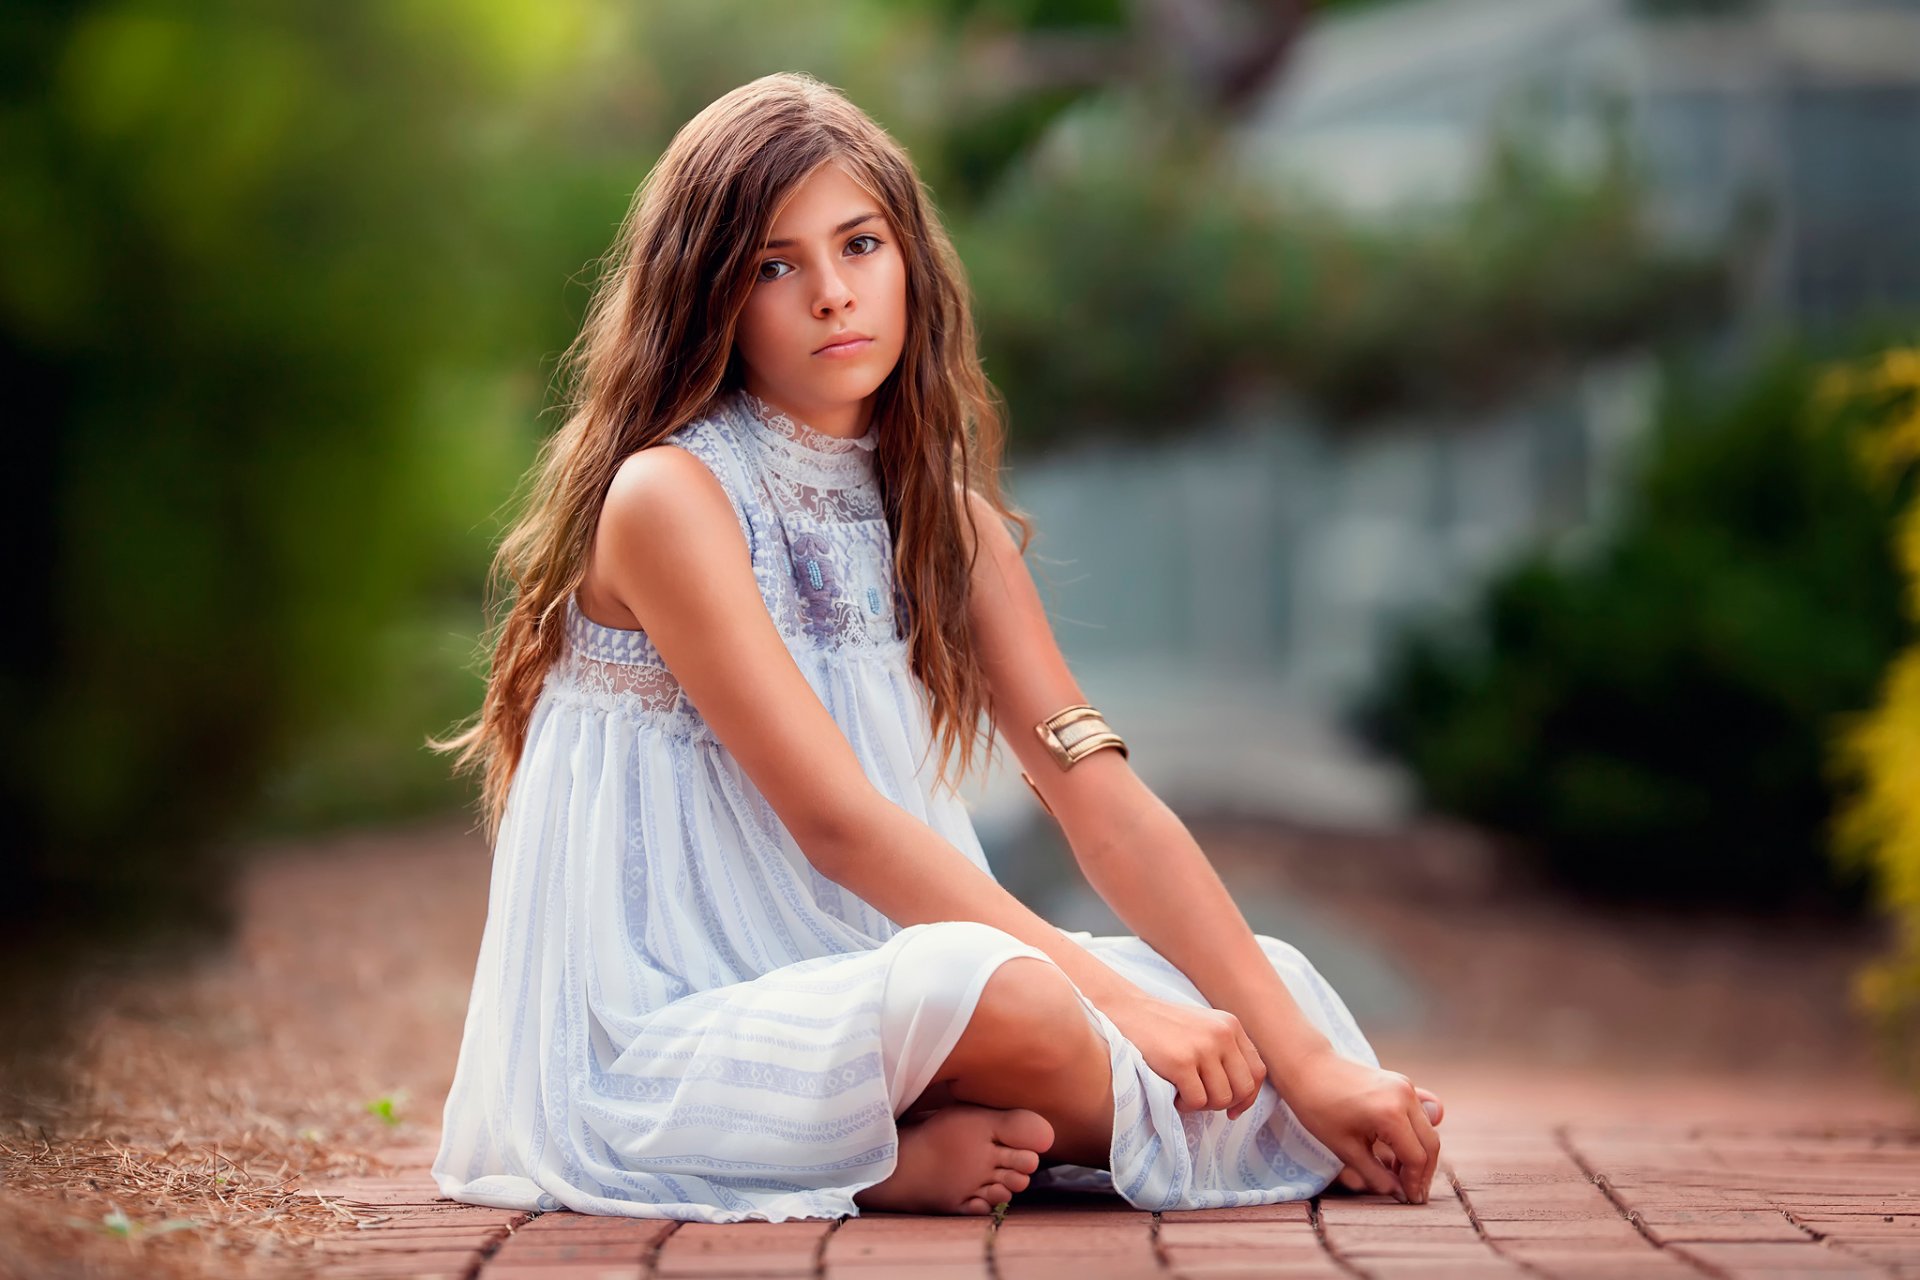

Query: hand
1333,1086,1445,1196
1276,1049,1442,1203
1104,992,1268,1121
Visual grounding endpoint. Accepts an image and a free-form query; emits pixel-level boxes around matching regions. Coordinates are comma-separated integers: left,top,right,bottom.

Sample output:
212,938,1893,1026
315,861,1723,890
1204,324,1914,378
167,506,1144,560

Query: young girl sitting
431,70,1443,1225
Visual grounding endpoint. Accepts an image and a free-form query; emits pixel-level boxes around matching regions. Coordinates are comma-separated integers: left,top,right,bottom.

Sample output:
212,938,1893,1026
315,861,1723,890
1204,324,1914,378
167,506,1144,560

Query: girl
431,71,1443,1224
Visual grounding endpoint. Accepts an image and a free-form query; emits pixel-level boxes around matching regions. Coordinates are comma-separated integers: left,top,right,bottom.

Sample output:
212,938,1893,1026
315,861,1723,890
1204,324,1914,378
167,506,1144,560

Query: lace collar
728,388,877,490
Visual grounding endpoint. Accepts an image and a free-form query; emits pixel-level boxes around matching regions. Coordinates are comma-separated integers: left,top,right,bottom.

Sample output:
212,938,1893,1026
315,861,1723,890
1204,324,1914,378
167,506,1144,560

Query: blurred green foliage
1,0,1735,947
1,0,589,936
1359,341,1912,908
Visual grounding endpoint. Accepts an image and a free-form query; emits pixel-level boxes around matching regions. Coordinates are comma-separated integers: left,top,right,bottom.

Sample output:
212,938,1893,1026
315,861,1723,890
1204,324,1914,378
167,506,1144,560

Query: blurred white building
960,0,1920,850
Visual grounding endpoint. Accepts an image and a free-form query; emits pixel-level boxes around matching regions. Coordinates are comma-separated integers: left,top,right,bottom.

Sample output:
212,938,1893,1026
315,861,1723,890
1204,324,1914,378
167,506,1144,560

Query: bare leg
858,955,1117,1214
908,957,1117,1170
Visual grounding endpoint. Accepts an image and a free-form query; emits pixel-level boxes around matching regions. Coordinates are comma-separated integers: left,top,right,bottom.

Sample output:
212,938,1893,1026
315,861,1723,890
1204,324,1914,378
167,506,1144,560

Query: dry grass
0,1120,383,1279
0,821,493,1280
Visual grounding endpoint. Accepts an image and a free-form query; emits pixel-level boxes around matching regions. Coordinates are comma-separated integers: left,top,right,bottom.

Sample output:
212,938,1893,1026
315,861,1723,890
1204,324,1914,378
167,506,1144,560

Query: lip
814,332,874,356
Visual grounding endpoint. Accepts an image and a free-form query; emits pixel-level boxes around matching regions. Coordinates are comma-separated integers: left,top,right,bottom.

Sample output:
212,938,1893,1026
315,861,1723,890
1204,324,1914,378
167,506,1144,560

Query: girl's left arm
959,493,1439,1208
957,491,1340,1092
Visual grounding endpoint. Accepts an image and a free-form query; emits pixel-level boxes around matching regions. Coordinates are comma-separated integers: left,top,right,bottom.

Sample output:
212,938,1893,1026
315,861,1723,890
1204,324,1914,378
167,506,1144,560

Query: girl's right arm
594,446,1263,1116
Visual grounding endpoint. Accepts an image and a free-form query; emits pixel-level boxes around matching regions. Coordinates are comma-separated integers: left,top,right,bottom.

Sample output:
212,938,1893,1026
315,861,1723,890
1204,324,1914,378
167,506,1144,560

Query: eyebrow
762,212,882,251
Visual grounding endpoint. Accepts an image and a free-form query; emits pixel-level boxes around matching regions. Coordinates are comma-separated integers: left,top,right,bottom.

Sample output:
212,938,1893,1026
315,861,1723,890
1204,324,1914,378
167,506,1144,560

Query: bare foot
1330,1086,1445,1194
854,1104,1055,1215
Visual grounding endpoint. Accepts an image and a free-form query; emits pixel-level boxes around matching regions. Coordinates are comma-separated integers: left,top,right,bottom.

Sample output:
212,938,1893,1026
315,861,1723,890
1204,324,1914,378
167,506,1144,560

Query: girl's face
734,159,907,436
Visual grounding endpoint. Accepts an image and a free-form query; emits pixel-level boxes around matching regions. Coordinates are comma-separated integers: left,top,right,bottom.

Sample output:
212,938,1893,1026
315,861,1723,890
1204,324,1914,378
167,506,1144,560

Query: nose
812,265,854,318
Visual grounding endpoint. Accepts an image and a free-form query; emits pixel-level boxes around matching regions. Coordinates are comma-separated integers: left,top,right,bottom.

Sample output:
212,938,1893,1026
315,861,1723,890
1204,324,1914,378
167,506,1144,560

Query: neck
742,381,871,440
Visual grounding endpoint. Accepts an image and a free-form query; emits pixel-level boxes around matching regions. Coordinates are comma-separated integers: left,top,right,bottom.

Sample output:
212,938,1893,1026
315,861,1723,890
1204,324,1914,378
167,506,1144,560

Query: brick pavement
299,1118,1920,1279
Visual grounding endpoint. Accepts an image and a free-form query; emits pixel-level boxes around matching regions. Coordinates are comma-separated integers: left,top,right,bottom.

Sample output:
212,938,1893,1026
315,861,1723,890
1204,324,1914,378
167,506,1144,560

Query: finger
1385,1095,1441,1205
1337,1166,1367,1192
1195,1053,1234,1112
1231,1024,1266,1102
1378,1110,1436,1205
1339,1139,1407,1202
1233,1023,1267,1086
1404,1094,1444,1202
1173,1069,1208,1112
1219,1039,1257,1117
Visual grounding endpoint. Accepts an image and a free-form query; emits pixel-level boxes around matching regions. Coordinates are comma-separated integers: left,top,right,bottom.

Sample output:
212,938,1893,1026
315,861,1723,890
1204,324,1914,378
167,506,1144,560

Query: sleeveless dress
430,386,1383,1223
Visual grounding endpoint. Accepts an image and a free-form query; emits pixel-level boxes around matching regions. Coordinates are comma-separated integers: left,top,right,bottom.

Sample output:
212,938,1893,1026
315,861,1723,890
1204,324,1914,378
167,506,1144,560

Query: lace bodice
549,387,904,726
736,388,881,524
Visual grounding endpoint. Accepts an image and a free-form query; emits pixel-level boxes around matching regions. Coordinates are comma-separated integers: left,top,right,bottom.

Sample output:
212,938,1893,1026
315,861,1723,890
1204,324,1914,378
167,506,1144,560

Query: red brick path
300,1119,1920,1279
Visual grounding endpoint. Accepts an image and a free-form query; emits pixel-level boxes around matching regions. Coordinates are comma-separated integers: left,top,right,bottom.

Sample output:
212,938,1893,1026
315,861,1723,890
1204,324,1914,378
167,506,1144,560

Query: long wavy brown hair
435,71,1034,843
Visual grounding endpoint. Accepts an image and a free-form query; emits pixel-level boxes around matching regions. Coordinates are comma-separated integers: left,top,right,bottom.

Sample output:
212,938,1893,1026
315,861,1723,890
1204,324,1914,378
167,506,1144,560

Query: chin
814,368,891,402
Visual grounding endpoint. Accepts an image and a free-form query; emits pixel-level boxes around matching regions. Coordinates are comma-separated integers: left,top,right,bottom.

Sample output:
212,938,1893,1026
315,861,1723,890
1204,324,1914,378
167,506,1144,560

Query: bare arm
590,446,1157,1016
955,488,1341,1089
959,490,1443,1202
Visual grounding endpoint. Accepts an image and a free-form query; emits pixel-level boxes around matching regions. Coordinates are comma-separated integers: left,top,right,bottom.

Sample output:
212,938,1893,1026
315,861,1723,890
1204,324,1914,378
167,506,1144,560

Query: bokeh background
3,0,1919,1274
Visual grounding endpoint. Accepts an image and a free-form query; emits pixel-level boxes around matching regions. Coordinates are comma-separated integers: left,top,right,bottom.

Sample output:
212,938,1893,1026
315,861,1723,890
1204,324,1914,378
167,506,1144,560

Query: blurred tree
0,0,603,945
964,104,1732,449
1358,341,1910,909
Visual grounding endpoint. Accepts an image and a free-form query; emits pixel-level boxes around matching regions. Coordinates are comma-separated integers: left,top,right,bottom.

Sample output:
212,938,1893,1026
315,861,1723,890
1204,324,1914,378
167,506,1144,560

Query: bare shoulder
602,442,734,540
585,443,749,631
956,484,1023,569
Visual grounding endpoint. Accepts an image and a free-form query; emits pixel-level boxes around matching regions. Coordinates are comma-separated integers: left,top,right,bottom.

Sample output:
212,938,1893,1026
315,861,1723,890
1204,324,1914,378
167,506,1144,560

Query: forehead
767,160,883,233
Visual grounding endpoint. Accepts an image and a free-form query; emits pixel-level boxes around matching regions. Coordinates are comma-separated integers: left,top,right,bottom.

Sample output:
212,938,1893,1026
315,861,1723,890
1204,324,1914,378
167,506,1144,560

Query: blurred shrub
1357,342,1910,908
1825,348,1920,1083
963,99,1732,449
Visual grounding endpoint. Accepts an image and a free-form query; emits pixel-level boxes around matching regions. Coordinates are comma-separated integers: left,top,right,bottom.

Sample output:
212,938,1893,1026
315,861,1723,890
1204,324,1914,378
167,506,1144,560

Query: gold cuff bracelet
1019,702,1128,818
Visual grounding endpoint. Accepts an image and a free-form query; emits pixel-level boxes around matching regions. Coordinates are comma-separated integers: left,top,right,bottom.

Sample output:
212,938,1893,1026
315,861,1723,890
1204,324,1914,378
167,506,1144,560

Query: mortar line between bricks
1694,1135,1899,1277
1150,1209,1166,1274
1307,1193,1371,1279
1446,1171,1555,1279
1769,1201,1905,1278
641,1216,683,1279
814,1214,844,1277
466,1208,534,1279
1554,1123,1729,1280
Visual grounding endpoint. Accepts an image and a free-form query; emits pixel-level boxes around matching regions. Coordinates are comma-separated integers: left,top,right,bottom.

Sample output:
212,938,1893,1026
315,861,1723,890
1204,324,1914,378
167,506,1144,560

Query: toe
993,1108,1055,1156
994,1144,1041,1174
961,1196,991,1216
993,1167,1032,1194
997,1110,1054,1153
978,1182,1013,1207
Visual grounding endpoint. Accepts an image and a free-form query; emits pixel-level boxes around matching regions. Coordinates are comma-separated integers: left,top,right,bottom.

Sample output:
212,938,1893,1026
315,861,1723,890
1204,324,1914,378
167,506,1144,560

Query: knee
968,957,1098,1077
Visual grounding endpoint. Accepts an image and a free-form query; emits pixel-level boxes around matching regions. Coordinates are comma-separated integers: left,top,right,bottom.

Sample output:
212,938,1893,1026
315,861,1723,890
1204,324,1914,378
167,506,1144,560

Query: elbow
784,790,884,879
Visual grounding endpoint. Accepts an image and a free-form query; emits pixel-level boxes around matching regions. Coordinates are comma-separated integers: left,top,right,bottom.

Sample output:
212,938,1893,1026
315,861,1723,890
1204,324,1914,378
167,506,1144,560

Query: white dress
431,386,1381,1223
